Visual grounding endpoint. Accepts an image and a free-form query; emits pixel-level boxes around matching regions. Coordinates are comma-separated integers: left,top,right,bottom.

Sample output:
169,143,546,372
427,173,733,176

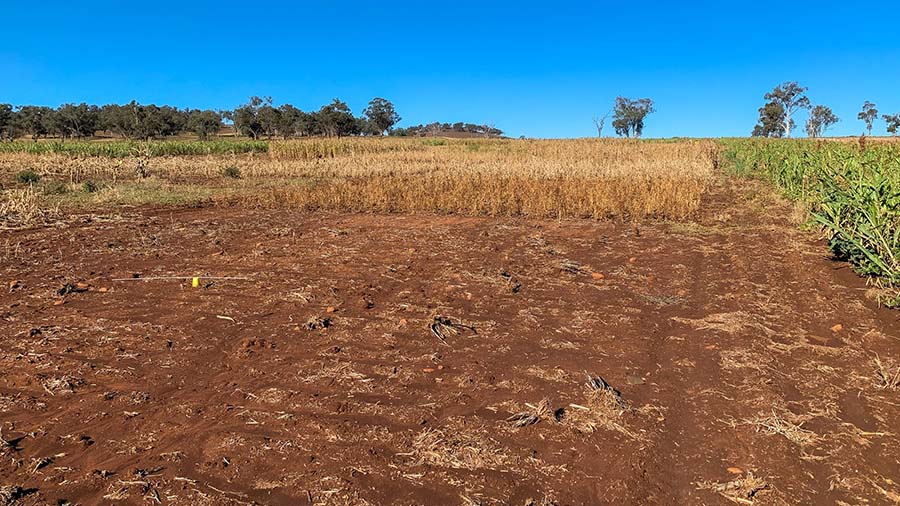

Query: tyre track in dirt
635,177,900,505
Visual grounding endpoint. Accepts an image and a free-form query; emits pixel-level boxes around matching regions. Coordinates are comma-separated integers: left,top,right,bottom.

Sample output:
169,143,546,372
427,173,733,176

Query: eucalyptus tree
763,82,809,138
611,97,654,138
858,101,878,135
805,105,839,138
363,97,400,135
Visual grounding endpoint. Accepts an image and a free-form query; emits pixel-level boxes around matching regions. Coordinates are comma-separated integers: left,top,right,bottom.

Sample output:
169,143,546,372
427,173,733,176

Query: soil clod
56,282,88,296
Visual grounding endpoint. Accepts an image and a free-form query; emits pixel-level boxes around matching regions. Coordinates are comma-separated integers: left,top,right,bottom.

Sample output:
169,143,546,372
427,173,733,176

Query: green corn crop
720,138,900,306
0,140,269,157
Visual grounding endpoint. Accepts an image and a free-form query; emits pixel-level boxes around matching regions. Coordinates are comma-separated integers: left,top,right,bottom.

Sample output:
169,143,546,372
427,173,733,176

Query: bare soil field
1,177,899,505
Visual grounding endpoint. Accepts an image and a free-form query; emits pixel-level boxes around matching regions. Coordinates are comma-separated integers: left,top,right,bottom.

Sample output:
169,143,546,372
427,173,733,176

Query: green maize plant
268,137,422,160
721,138,900,306
0,140,269,157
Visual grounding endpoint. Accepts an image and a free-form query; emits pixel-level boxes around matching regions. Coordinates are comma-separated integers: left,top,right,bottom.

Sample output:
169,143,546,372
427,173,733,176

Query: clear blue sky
1,0,898,138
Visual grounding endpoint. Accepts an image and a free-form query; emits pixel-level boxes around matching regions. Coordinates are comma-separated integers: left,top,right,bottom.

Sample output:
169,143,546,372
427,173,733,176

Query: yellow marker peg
191,277,200,288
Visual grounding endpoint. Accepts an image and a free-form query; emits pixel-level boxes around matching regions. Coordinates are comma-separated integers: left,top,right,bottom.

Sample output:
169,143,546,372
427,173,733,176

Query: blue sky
1,0,898,138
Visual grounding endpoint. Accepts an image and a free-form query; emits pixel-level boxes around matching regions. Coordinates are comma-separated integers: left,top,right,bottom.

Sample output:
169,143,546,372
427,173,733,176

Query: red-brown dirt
1,178,899,505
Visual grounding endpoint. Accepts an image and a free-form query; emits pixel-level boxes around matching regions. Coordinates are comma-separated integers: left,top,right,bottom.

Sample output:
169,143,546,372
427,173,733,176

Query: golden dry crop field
0,138,715,223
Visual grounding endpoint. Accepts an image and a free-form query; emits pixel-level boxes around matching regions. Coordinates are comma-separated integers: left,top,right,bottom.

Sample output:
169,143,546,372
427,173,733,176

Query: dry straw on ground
742,410,819,446
873,355,900,390
697,472,770,505
0,187,59,229
407,425,514,471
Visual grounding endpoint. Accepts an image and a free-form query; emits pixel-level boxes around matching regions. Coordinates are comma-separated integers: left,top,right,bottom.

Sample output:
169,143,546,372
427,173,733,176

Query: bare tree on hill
593,111,611,138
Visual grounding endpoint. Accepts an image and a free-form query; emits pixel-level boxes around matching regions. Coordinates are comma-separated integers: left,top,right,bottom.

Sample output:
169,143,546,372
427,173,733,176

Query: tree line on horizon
590,88,900,139
0,97,504,142
751,82,900,138
4,89,896,142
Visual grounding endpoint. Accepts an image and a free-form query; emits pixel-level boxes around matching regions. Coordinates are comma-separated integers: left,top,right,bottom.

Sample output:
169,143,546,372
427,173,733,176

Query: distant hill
391,122,503,138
